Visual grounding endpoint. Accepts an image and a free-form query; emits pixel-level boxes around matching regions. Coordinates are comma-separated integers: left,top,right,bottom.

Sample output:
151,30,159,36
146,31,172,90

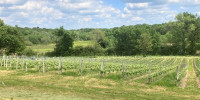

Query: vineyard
1,56,198,83
0,56,200,99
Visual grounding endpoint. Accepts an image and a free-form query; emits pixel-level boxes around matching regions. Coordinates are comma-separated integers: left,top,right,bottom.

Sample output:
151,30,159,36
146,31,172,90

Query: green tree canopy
169,12,199,55
0,19,4,27
137,33,153,57
92,29,109,49
114,26,139,55
53,27,74,56
0,20,25,54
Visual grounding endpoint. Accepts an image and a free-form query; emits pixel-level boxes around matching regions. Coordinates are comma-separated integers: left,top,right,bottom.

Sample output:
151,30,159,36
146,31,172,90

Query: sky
0,0,200,29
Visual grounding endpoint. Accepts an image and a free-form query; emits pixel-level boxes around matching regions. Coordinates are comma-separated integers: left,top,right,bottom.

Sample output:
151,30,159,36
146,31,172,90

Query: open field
74,41,94,47
27,44,55,54
0,56,200,99
27,41,94,54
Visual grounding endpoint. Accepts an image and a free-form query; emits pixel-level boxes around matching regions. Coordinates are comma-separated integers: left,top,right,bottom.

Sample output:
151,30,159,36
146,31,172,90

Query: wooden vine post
0,56,3,67
176,65,179,85
122,61,127,77
26,58,28,72
148,60,152,83
16,56,18,70
121,61,124,74
100,60,105,76
59,57,62,74
6,56,8,69
80,59,83,74
159,61,162,74
3,55,6,68
140,58,142,69
38,58,41,72
9,56,12,68
22,57,24,71
43,57,45,73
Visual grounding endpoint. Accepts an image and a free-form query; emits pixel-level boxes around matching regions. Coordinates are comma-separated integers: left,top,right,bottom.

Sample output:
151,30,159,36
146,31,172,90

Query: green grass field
27,41,94,54
74,41,94,47
27,44,55,54
0,56,200,100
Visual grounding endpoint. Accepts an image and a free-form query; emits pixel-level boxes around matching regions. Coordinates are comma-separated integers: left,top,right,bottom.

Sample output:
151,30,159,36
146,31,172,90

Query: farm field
27,41,94,54
27,44,55,54
0,56,200,100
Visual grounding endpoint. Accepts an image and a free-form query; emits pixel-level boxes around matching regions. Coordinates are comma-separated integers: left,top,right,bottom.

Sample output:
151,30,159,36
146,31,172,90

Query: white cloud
0,0,23,4
8,0,64,20
194,0,200,4
197,12,200,15
3,0,122,29
40,6,63,19
31,17,47,24
9,1,47,10
126,3,149,8
180,6,185,9
1,0,199,29
82,17,92,22
132,17,144,21
57,0,100,10
0,7,4,12
121,1,178,25
168,0,180,3
168,0,200,4
20,12,28,17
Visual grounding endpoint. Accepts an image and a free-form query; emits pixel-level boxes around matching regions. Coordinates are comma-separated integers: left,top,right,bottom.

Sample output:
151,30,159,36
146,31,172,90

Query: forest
0,12,200,57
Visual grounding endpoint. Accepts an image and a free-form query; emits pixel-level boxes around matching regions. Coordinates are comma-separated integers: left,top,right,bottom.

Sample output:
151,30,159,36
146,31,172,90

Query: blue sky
0,0,200,29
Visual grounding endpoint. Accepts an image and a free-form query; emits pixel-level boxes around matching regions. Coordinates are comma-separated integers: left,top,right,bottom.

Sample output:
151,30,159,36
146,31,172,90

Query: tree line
0,12,200,56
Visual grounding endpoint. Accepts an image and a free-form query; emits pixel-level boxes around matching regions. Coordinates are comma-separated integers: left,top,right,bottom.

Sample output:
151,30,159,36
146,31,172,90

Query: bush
196,43,200,50
105,48,116,55
71,45,104,56
46,45,108,57
20,48,36,56
25,41,33,46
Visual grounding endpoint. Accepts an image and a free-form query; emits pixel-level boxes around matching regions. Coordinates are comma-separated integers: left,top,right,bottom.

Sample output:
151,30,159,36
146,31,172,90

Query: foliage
53,27,74,56
0,19,4,27
0,21,25,54
71,45,104,56
91,29,108,56
137,33,153,57
19,27,56,45
114,26,139,55
1,12,200,56
92,29,109,49
20,48,37,56
168,12,200,55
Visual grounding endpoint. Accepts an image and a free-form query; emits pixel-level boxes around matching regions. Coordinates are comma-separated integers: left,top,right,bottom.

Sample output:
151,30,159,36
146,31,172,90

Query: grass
151,72,177,87
0,89,86,100
27,44,55,54
74,41,94,47
61,71,80,76
104,74,123,81
27,41,94,54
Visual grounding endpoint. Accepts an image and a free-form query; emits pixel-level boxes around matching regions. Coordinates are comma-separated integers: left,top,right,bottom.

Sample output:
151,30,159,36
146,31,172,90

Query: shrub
20,48,36,56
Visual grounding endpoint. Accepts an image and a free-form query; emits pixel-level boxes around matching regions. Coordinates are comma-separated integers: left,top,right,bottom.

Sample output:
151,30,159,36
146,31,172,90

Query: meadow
0,56,200,100
27,41,94,54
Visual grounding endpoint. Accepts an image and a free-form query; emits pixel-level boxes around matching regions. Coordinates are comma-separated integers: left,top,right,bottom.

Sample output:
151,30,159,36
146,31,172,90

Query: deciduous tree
137,33,153,57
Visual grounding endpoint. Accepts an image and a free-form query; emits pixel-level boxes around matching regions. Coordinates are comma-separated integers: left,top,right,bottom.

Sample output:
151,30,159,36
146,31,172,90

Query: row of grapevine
0,55,185,82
